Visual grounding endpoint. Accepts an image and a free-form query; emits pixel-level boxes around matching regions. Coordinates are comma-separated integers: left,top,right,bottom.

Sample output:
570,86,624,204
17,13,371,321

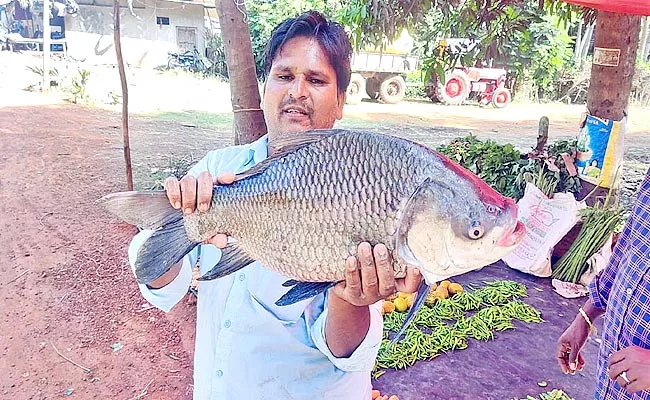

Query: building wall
64,0,205,68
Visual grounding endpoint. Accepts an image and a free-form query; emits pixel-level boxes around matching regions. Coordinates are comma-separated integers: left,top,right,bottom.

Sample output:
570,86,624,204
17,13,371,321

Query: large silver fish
102,129,525,337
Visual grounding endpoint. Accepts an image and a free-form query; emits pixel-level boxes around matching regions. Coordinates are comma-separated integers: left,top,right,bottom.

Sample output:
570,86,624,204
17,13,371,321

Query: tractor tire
491,87,512,108
435,71,470,105
346,73,365,105
379,75,406,104
365,78,381,100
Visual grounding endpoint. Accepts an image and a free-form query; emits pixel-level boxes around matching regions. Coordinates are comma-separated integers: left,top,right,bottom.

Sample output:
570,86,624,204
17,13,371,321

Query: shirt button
224,320,231,328
216,370,223,377
239,273,246,281
626,288,633,295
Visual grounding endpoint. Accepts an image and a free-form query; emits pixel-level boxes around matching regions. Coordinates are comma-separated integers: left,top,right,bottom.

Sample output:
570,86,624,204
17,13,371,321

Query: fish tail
100,191,181,230
100,191,198,284
389,281,430,346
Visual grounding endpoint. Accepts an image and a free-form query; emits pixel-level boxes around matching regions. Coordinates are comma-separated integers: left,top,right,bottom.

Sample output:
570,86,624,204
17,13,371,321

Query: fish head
397,153,525,285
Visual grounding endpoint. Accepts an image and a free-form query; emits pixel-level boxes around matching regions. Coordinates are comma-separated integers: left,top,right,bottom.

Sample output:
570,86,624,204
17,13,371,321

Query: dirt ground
1,51,650,400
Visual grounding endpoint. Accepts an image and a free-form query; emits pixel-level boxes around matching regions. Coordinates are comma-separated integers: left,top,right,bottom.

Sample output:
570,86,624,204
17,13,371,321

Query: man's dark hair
263,11,352,94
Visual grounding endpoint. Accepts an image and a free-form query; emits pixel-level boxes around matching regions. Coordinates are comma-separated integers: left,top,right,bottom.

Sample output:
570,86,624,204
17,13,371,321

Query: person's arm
556,219,630,374
128,229,196,312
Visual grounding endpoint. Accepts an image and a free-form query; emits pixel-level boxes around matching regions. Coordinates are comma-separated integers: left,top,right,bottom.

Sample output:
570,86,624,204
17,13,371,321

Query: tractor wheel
435,71,470,105
379,75,406,104
346,73,365,105
365,78,380,100
491,87,512,108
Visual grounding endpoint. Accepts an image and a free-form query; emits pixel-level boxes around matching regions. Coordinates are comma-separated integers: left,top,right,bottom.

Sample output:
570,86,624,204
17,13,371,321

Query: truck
346,38,512,108
345,51,419,105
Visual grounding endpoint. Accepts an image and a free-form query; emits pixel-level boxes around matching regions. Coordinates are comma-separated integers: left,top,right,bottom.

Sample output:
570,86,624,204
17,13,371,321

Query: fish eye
468,221,484,240
486,205,500,215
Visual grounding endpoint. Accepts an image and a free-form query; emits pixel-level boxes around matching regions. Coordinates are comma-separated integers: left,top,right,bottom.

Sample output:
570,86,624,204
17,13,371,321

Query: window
156,17,170,26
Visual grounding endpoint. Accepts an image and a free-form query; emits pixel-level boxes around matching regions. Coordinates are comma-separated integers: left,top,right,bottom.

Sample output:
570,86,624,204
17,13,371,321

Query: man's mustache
280,98,314,115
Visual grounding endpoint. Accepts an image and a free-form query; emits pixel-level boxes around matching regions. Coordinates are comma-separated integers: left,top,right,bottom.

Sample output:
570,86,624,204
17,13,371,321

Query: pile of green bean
372,280,543,379
552,204,623,283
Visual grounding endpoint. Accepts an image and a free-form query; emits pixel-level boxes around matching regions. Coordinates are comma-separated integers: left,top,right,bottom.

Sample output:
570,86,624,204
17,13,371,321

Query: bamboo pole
42,0,51,91
113,0,133,191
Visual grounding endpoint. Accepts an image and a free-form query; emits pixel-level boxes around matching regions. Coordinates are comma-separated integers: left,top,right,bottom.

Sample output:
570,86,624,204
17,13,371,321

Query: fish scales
187,132,430,282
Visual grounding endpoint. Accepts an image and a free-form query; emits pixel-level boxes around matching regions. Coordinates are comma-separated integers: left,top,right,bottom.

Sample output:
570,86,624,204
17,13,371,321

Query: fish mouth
497,220,526,247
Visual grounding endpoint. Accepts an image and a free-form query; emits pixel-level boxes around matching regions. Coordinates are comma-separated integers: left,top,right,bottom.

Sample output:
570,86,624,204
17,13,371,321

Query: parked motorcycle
167,47,207,73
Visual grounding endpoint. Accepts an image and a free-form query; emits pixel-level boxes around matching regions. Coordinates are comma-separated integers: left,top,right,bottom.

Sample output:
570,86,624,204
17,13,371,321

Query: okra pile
373,280,543,379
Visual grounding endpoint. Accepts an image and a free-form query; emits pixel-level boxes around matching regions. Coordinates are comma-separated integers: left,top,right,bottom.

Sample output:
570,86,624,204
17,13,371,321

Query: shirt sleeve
310,297,384,372
127,149,226,312
588,221,631,310
128,229,198,312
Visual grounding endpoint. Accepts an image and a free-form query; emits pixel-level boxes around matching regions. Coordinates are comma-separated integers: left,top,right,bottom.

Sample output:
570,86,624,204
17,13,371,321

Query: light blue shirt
128,135,383,400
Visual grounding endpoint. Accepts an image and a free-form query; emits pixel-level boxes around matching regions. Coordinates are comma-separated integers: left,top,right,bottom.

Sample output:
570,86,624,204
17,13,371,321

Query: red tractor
428,66,512,108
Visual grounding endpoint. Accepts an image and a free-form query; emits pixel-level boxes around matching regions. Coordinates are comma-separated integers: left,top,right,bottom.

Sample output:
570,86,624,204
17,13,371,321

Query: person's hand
607,346,650,393
331,242,421,307
164,171,235,248
556,317,589,374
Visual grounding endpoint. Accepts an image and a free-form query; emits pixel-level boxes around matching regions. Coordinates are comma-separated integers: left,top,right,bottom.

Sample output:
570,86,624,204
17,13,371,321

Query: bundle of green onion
551,198,623,284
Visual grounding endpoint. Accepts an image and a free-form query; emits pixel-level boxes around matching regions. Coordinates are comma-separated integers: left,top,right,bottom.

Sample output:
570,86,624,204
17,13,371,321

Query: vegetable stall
370,128,627,399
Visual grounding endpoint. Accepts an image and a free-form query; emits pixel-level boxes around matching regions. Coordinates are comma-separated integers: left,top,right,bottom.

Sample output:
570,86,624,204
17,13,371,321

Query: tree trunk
114,0,133,191
587,11,641,121
574,19,583,65
579,23,594,66
640,17,649,62
215,0,267,145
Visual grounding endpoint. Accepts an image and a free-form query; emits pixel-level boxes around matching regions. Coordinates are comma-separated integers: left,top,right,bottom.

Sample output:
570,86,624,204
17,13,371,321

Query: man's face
262,36,345,137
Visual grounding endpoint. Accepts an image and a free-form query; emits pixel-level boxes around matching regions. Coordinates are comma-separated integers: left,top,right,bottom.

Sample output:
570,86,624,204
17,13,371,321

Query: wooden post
114,0,133,191
535,116,549,153
42,0,51,91
215,0,267,145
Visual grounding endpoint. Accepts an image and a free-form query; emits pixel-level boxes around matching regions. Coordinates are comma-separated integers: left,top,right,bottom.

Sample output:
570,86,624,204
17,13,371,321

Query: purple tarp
373,262,602,400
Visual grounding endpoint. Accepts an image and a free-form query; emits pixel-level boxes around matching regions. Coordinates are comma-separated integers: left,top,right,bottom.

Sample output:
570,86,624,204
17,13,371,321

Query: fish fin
135,217,198,284
282,279,300,287
275,281,337,306
234,130,342,181
197,244,255,281
100,191,180,230
269,129,343,153
389,281,430,346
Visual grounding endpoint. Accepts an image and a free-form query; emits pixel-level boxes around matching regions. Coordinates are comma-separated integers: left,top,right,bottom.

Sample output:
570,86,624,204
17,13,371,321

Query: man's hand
325,242,421,358
331,242,421,307
556,318,589,375
164,171,235,248
147,171,234,289
607,346,650,394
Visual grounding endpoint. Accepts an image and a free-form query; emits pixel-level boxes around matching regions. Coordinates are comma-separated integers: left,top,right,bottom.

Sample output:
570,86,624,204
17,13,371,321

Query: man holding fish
127,11,421,400
109,11,525,400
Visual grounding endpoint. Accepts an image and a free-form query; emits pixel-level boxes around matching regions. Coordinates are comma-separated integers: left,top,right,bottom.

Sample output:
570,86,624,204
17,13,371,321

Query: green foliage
69,69,90,104
503,15,575,100
339,0,586,93
338,0,433,52
204,29,229,79
246,0,342,78
437,136,525,199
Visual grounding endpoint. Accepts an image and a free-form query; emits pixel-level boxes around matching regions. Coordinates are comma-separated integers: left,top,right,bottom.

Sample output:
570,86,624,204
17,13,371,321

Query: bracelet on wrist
578,307,597,336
